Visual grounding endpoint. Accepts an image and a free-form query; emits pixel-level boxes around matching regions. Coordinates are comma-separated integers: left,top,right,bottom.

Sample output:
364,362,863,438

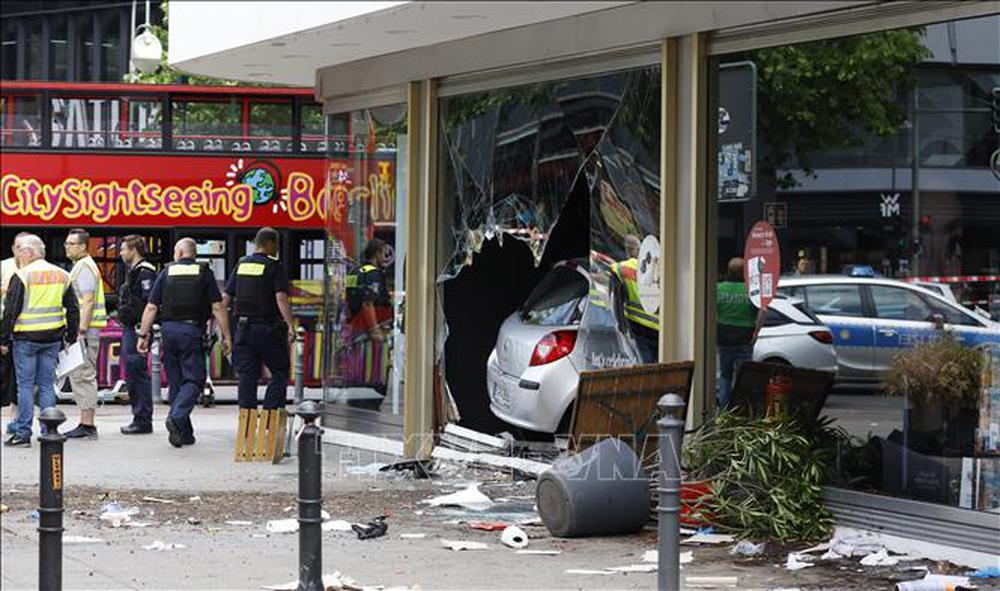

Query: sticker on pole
743,221,781,312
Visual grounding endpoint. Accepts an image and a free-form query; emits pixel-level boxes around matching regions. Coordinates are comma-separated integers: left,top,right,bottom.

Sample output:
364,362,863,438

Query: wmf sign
880,193,901,218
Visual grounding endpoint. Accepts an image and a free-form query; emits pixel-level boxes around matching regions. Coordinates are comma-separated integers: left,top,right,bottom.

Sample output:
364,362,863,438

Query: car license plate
493,381,511,410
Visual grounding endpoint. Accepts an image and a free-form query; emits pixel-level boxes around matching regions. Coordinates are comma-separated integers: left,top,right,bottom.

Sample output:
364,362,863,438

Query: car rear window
521,266,589,326
803,285,865,317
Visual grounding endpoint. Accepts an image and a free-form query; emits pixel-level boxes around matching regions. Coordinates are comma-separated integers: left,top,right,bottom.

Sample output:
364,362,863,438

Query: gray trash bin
536,438,650,537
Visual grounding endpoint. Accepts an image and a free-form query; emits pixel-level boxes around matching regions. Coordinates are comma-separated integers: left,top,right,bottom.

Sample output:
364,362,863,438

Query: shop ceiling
169,1,866,89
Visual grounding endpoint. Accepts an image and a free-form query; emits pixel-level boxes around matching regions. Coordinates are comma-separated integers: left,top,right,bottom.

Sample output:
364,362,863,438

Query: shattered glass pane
439,67,662,371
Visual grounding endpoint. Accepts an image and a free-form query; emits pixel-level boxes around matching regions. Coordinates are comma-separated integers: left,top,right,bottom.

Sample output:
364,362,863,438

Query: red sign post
743,220,781,313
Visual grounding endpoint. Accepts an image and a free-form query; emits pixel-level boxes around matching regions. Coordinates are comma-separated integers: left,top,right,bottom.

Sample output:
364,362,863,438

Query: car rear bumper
486,350,577,433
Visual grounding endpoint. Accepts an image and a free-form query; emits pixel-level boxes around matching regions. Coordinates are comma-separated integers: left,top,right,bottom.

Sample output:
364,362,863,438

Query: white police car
777,276,1000,387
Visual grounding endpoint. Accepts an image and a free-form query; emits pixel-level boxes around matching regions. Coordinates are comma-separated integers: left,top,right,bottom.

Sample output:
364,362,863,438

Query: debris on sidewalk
380,459,434,479
141,496,176,504
681,532,735,545
261,570,413,591
400,533,427,539
685,576,739,588
468,520,508,531
439,423,510,454
896,573,973,591
352,516,388,540
322,519,353,532
186,516,202,525
99,502,140,527
784,552,815,571
63,535,104,544
225,520,253,526
642,550,693,564
516,550,561,556
969,566,1000,579
188,496,201,502
142,540,187,551
265,518,298,534
346,462,387,476
565,569,615,576
422,483,494,511
823,532,884,559
730,540,765,556
609,564,658,573
499,525,528,549
859,548,917,567
441,539,490,551
1,504,8,513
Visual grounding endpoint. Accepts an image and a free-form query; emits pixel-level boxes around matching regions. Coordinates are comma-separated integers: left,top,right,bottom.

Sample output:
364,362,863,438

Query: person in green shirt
716,257,760,408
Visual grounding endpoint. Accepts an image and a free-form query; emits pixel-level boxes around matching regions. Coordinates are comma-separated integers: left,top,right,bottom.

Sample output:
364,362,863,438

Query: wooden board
569,361,695,458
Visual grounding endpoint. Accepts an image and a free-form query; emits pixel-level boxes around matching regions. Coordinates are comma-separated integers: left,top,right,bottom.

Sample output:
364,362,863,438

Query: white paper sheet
55,342,84,379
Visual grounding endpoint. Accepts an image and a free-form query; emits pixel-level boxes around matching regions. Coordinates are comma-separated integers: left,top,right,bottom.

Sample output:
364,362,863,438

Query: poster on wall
718,62,757,202
743,220,780,312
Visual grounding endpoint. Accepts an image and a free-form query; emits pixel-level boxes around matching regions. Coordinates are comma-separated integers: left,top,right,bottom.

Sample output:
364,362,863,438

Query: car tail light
529,330,577,367
809,330,834,344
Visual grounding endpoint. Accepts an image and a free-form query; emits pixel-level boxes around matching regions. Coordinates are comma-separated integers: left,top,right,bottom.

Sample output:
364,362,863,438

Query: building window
48,14,68,80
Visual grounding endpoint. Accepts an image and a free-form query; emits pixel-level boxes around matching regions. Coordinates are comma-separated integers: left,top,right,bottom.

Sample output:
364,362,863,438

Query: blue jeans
122,327,153,428
12,339,61,439
161,322,206,439
234,322,289,410
717,344,753,409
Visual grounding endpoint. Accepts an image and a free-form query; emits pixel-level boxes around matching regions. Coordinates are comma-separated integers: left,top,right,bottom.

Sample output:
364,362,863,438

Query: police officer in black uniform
117,235,158,434
137,238,231,448
223,227,295,412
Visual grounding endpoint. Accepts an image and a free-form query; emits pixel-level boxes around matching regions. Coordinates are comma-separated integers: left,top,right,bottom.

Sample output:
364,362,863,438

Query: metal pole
657,393,687,591
150,323,162,404
294,326,306,406
284,327,307,458
910,87,921,276
38,408,67,591
296,400,323,591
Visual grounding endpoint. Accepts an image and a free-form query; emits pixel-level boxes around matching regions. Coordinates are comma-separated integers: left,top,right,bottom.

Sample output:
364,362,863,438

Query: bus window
171,98,242,152
50,96,162,149
1,94,41,147
298,237,324,280
250,101,292,152
119,99,163,149
300,103,326,153
194,238,227,286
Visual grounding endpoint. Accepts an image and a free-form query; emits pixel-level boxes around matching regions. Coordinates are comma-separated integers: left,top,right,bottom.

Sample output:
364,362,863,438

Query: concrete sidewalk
2,403,991,590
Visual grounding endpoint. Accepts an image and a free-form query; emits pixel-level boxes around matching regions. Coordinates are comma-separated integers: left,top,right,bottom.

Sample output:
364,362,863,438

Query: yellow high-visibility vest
13,259,69,333
611,258,659,331
69,255,108,329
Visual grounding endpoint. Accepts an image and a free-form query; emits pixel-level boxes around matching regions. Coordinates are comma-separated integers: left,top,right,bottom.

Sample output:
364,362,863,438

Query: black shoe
3,434,30,447
64,424,98,440
165,417,184,448
120,423,153,435
183,434,196,446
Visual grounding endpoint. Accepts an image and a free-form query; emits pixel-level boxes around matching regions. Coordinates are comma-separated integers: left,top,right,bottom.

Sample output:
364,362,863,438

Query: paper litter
441,539,490,551
322,520,353,532
142,540,186,551
500,525,529,549
682,533,735,545
422,483,494,511
642,550,693,564
785,553,815,571
609,564,658,573
63,535,104,544
730,540,765,556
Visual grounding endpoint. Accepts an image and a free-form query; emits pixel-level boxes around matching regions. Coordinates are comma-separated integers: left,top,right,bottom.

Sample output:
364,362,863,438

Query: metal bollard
150,324,163,404
296,400,323,591
284,327,307,458
656,393,687,591
38,407,67,591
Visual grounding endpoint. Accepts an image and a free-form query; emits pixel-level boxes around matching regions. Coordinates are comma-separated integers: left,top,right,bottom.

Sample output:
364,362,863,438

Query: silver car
777,276,1000,387
487,261,838,434
752,296,837,373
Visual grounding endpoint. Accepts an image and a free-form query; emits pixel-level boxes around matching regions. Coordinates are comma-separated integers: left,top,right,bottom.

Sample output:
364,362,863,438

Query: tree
748,28,931,188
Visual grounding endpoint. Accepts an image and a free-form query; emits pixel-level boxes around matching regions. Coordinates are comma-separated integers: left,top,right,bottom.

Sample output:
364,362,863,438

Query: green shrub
882,331,981,409
683,411,832,542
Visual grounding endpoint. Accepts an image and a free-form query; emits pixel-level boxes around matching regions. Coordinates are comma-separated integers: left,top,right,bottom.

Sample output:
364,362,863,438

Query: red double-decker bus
0,81,388,392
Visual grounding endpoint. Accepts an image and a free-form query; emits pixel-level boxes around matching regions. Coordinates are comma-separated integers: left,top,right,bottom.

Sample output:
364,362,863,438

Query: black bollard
656,393,687,591
296,400,323,591
38,407,67,591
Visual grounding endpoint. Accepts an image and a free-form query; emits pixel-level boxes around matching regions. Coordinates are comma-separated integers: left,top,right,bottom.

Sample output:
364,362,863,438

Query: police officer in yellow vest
223,228,296,461
0,234,80,447
63,228,108,439
137,238,232,448
610,234,659,364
